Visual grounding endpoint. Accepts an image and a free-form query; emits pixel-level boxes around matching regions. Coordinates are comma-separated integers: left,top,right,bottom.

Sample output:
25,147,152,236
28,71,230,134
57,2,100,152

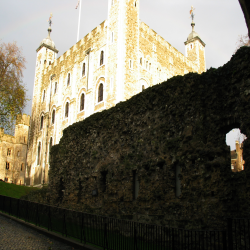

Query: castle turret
27,16,59,186
184,6,206,73
106,0,140,103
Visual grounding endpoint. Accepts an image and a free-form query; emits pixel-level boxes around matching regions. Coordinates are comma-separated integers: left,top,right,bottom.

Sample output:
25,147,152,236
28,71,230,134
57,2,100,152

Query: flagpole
77,0,82,42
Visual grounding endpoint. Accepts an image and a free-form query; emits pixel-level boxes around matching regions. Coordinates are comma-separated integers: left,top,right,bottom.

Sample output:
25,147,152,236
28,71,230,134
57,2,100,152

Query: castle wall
0,115,30,184
36,47,250,230
27,0,206,185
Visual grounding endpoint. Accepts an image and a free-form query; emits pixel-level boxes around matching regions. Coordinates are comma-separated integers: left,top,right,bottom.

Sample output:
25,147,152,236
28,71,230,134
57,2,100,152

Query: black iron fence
0,195,249,250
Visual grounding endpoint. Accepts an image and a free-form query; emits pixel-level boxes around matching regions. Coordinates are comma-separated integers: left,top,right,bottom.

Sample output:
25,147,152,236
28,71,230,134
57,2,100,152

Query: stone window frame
40,114,44,130
67,72,71,87
82,61,86,77
6,162,10,170
111,31,114,44
79,92,85,112
65,101,70,119
7,148,11,156
21,163,24,171
51,108,56,125
100,50,105,66
98,83,104,103
129,59,133,70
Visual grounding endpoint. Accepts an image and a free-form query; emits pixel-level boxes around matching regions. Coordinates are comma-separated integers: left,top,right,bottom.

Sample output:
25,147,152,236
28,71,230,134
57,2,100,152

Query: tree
238,0,250,38
0,42,27,134
235,34,250,52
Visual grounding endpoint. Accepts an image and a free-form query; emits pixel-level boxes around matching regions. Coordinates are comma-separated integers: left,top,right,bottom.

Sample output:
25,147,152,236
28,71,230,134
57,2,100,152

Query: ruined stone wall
43,47,250,230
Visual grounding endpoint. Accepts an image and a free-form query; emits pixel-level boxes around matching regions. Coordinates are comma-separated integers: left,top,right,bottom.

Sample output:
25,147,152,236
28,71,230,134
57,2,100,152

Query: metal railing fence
0,195,247,250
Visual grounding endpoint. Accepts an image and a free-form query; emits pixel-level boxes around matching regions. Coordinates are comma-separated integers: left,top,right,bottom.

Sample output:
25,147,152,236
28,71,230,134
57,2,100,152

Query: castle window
65,102,69,118
67,73,71,86
7,148,11,156
54,82,57,94
142,85,145,91
82,63,86,76
21,163,24,171
129,59,133,69
191,44,193,49
49,61,51,65
5,177,8,182
40,115,44,130
44,60,46,64
100,51,104,66
17,151,20,157
52,109,55,125
24,136,26,143
37,142,41,165
98,83,104,102
149,63,151,71
111,32,114,43
140,57,142,65
42,90,46,102
6,162,10,170
135,1,137,7
133,170,139,200
80,93,85,111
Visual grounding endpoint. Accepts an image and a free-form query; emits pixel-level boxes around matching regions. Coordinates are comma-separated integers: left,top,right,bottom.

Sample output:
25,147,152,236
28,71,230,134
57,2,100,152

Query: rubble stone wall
28,47,250,230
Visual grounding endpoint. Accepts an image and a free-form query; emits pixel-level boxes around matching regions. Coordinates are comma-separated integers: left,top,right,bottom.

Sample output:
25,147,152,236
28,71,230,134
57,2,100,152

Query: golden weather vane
48,13,53,26
190,6,195,21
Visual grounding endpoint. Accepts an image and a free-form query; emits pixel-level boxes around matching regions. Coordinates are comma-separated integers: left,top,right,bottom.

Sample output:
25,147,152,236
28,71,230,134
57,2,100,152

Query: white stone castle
26,0,206,185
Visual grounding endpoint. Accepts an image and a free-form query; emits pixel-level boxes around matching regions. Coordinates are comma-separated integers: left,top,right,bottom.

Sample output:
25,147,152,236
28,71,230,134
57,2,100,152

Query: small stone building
27,0,206,185
231,141,245,172
0,114,30,185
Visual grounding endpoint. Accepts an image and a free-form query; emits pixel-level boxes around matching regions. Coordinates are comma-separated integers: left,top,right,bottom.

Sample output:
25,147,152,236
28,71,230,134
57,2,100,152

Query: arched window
54,82,57,94
98,83,104,102
80,93,85,111
6,162,10,170
37,142,41,165
135,1,137,7
65,102,69,118
52,109,55,125
82,63,86,76
21,163,24,171
67,73,70,86
40,115,44,130
100,51,104,66
42,90,46,102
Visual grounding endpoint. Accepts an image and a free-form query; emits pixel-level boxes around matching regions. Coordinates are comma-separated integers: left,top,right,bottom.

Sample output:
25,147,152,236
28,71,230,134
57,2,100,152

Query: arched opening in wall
51,109,55,125
40,115,44,130
67,73,71,86
65,102,69,118
82,63,86,76
98,83,104,102
100,51,104,66
226,128,247,172
80,93,85,111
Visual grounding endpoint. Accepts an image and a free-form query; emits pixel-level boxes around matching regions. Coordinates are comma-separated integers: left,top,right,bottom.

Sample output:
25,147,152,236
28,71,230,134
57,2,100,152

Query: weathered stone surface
25,47,250,230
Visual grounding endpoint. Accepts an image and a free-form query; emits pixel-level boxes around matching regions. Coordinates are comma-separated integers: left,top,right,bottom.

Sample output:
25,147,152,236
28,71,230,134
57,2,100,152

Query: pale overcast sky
0,0,248,149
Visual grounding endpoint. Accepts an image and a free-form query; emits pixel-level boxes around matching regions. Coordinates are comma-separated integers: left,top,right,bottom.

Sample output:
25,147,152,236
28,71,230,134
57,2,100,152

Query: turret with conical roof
184,6,206,73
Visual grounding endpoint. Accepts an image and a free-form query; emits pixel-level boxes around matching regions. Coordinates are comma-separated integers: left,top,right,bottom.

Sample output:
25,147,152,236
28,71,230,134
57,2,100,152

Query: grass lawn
0,181,38,199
